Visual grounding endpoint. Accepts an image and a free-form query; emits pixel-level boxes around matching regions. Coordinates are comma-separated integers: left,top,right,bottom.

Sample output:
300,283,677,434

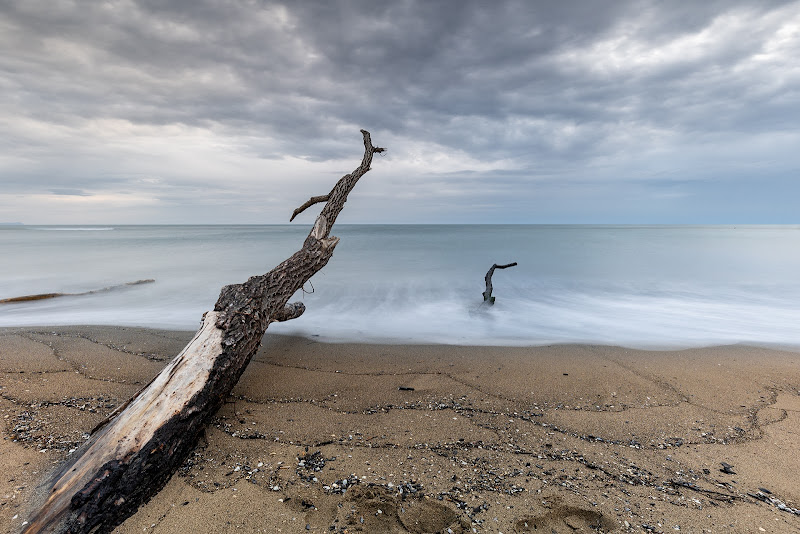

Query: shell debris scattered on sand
2,326,800,532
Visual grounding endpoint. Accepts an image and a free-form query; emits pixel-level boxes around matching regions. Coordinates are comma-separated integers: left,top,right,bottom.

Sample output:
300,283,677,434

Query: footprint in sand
397,498,462,533
514,505,615,533
342,485,469,533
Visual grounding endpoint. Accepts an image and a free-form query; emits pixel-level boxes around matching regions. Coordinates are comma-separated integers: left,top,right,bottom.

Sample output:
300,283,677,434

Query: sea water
2,224,800,349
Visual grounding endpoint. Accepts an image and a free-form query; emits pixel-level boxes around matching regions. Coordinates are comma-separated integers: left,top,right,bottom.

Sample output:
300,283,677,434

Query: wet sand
1,325,799,533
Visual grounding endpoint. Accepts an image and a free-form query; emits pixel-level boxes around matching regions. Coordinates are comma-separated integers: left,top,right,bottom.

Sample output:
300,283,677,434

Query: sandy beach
1,326,799,533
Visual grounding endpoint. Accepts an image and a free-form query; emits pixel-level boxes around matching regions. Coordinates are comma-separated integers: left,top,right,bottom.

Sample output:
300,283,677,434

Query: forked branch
290,195,329,221
290,129,385,238
483,262,518,305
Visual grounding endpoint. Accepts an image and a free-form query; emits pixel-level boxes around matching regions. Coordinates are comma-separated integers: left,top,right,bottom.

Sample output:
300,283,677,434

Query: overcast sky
1,1,798,224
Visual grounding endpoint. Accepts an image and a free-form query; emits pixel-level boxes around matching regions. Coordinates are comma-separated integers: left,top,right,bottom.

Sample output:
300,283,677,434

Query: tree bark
482,262,517,305
23,130,385,534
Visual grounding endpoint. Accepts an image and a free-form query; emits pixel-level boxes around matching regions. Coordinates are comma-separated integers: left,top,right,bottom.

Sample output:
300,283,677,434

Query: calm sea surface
2,224,799,349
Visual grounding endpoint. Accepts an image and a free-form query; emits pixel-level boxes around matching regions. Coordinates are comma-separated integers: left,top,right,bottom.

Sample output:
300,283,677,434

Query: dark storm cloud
1,0,798,222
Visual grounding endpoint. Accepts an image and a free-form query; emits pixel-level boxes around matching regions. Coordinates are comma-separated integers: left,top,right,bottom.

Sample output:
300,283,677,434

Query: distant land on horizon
0,222,23,226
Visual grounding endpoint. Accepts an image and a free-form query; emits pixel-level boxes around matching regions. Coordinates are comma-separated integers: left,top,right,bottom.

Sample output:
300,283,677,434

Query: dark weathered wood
0,280,154,304
290,194,329,221
482,262,517,305
24,130,385,534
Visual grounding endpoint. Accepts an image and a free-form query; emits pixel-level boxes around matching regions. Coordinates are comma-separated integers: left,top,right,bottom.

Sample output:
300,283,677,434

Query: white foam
3,225,800,349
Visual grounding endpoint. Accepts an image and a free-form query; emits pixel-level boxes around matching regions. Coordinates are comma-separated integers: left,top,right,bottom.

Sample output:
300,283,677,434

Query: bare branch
288,130,385,233
290,195,330,221
301,129,385,244
483,262,518,305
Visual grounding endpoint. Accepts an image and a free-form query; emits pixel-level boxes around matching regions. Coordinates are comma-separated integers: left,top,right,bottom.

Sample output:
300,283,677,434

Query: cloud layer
1,0,798,223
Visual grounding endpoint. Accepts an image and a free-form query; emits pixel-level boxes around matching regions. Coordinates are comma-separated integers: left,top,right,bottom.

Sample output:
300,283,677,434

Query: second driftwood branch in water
482,262,517,305
24,130,385,534
0,279,155,304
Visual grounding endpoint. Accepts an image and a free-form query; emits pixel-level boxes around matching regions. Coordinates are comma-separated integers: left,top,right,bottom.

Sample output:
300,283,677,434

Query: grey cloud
1,0,798,223
49,188,91,196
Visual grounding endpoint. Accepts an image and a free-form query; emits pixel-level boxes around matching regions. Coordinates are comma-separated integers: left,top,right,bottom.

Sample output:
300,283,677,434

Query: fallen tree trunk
482,262,517,305
24,130,385,534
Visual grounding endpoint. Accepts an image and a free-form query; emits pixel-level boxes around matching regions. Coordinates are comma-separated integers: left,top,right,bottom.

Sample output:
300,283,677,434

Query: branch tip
290,194,330,222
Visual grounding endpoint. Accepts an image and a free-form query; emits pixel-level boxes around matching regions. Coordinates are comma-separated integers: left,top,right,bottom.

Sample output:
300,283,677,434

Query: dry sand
1,326,799,533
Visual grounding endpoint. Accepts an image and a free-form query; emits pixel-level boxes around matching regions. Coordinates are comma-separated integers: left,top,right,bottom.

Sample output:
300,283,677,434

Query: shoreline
1,326,799,532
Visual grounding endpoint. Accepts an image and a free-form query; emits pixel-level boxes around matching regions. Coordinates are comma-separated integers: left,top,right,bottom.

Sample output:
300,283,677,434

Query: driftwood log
482,262,517,305
24,130,385,533
0,280,155,304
